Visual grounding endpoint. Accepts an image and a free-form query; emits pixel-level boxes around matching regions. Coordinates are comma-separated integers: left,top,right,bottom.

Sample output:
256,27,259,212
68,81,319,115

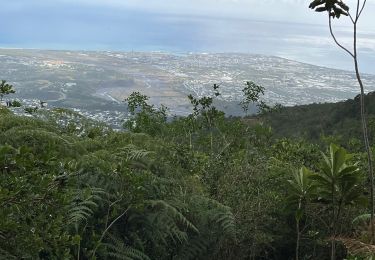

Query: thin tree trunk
296,220,300,260
331,240,335,260
328,7,374,244
77,240,80,260
331,181,336,260
210,132,213,153
91,207,130,258
296,199,302,260
189,131,193,150
353,21,375,244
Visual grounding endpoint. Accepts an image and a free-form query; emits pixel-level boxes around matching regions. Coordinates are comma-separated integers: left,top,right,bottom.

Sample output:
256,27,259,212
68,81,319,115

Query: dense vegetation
1,80,375,259
1,0,373,258
262,92,375,146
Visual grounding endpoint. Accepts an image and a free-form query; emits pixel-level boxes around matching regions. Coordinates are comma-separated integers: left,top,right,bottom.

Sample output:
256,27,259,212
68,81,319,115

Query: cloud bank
4,0,374,26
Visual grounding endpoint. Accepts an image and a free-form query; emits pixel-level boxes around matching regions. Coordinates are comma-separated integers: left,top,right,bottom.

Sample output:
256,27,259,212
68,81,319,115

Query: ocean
0,7,374,74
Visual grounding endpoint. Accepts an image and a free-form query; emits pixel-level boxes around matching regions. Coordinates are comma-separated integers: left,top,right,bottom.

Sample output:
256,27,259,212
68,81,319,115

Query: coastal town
1,49,375,126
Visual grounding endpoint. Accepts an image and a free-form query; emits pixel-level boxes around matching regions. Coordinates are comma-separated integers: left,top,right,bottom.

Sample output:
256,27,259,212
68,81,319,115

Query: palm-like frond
287,166,316,199
312,144,364,205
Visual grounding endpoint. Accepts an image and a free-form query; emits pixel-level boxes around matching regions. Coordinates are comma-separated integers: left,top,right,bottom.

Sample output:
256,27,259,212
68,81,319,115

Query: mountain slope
261,91,375,142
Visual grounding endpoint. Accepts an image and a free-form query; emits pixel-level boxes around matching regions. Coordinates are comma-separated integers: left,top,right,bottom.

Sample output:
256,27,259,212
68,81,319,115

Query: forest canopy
1,81,375,259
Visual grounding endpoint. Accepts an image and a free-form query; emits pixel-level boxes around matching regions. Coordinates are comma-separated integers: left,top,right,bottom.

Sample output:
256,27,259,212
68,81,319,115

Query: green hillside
262,92,375,145
1,88,375,259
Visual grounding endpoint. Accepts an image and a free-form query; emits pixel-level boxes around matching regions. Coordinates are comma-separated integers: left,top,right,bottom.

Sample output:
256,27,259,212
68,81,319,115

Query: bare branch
348,12,355,24
328,16,355,58
104,197,123,230
91,206,131,257
356,0,361,17
358,0,367,19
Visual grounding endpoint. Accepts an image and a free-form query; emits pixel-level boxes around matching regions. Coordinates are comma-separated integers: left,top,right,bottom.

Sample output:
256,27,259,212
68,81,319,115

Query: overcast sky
2,0,375,26
1,0,374,72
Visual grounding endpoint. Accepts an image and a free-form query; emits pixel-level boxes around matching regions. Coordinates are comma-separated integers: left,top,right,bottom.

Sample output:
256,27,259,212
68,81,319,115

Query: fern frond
117,145,152,161
178,236,210,260
163,217,188,243
105,235,150,260
0,248,17,260
190,195,236,239
67,205,93,223
147,200,199,234
66,187,106,226
215,211,236,238
337,237,375,257
353,214,372,226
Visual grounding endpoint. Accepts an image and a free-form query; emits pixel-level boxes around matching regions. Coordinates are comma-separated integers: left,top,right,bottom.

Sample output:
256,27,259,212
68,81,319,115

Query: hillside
2,87,375,259
261,91,375,143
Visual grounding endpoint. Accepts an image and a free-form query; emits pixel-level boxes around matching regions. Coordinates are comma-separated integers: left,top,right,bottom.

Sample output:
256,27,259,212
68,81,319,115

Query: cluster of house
0,99,47,109
0,100,13,107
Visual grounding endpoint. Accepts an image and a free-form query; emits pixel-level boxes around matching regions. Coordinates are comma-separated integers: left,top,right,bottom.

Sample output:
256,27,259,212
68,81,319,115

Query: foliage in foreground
1,85,374,259
0,111,235,259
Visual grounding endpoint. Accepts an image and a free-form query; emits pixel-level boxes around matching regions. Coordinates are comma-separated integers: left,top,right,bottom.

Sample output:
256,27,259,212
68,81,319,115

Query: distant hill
261,92,375,143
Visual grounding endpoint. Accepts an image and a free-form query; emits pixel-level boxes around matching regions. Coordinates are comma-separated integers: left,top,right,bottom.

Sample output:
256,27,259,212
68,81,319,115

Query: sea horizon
1,45,374,77
1,11,374,74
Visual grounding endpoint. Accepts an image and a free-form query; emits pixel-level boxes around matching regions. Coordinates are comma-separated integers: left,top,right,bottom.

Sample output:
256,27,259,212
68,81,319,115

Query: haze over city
1,0,375,73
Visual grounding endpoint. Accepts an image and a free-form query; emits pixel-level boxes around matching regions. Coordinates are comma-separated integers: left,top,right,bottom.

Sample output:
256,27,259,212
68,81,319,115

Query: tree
287,167,316,260
187,84,224,153
0,80,15,102
312,144,365,260
240,81,268,115
125,91,150,115
124,92,168,136
309,0,375,243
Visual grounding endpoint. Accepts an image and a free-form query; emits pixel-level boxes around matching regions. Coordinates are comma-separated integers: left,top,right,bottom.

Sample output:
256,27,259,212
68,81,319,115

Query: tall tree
312,144,364,260
308,0,374,243
240,81,266,115
0,80,15,102
287,167,316,260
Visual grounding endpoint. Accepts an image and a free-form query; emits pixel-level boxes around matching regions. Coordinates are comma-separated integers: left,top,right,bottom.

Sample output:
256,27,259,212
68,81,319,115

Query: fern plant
176,196,236,260
104,235,151,260
67,187,106,226
66,186,107,259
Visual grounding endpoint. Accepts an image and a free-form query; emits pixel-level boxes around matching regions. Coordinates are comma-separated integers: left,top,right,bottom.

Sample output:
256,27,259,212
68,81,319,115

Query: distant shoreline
0,47,368,75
